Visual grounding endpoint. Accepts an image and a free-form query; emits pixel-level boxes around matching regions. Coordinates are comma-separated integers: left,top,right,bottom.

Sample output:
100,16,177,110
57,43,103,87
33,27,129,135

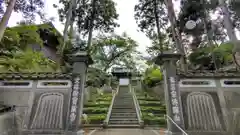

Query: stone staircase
108,86,139,128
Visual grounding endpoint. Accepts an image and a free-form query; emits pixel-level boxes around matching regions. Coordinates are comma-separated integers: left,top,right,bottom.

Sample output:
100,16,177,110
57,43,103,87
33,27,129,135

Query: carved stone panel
181,91,226,131
21,80,72,134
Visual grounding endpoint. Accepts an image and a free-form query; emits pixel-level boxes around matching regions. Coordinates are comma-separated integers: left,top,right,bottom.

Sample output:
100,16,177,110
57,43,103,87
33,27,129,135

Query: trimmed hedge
139,100,162,106
136,92,166,126
84,101,111,107
82,114,106,124
82,93,112,125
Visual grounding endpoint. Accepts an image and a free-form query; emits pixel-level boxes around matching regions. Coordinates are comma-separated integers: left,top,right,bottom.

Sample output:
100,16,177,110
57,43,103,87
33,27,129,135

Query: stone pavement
88,129,164,135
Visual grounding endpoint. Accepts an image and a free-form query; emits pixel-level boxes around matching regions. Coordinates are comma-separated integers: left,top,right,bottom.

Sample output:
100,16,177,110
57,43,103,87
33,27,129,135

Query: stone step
110,115,137,119
115,97,132,99
113,106,135,108
109,119,138,123
110,117,138,121
114,102,133,104
111,112,137,116
111,110,136,113
113,105,134,107
114,103,134,105
115,98,133,101
113,103,134,105
115,98,132,100
108,120,139,125
113,105,135,107
111,111,136,114
114,100,134,102
112,107,135,109
115,96,132,98
111,108,136,111
107,124,140,128
115,98,133,100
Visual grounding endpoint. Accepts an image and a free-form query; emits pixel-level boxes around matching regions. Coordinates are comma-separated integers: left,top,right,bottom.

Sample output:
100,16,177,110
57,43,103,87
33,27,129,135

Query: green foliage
81,114,106,124
134,0,171,56
84,101,110,107
83,107,108,114
134,0,168,38
0,23,61,73
143,65,162,87
139,100,162,106
0,0,44,21
142,113,166,126
9,25,43,48
0,29,20,50
57,0,119,36
188,42,234,70
87,68,109,87
0,49,57,72
90,33,139,71
0,23,62,51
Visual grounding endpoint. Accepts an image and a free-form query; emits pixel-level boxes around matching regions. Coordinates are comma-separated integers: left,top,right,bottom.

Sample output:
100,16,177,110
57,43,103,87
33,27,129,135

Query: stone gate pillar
67,51,93,135
155,51,185,135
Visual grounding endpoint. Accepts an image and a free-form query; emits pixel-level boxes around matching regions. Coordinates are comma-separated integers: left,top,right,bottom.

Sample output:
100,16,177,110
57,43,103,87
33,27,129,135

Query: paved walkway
88,129,164,135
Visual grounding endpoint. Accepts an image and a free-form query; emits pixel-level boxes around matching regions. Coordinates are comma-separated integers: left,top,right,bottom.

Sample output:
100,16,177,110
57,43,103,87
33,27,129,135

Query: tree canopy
90,33,139,71
57,0,119,36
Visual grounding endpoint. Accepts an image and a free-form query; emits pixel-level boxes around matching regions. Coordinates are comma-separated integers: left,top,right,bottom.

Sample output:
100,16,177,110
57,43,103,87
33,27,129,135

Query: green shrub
83,107,108,114
88,114,106,124
95,96,112,101
143,118,166,126
139,100,161,106
142,113,166,126
141,106,166,113
84,101,110,107
142,112,164,117
82,114,106,124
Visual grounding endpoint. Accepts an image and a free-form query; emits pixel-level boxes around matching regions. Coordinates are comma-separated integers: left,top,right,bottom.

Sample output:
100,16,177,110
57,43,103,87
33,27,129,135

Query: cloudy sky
8,0,155,56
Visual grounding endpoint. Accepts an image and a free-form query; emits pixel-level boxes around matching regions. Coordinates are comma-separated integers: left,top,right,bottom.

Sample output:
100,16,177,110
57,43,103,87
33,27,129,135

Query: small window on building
1,81,30,86
223,81,240,85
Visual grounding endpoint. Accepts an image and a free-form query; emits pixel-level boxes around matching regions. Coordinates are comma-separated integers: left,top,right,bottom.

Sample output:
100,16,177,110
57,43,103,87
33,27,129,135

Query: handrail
103,85,118,126
131,86,143,125
164,115,188,135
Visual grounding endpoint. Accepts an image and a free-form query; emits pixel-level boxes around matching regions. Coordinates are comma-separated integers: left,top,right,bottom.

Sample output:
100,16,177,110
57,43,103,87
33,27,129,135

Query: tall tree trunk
0,0,17,42
164,0,187,72
61,0,77,53
57,0,77,70
153,0,162,51
219,0,238,42
201,0,218,69
218,0,240,67
87,0,97,54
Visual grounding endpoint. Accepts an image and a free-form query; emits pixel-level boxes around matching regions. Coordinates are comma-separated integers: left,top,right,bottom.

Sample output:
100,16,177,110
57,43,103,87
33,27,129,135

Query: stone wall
0,78,73,134
178,78,240,135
